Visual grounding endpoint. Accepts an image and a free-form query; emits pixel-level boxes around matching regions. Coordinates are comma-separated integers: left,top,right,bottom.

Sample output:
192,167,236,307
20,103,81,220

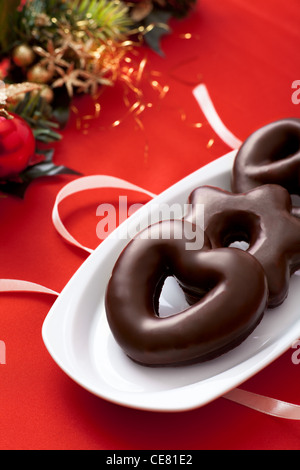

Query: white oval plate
42,150,300,412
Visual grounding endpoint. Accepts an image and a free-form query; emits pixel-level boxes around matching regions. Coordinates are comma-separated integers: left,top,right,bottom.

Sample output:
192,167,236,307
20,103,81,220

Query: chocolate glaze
232,118,300,195
186,184,300,308
105,220,267,367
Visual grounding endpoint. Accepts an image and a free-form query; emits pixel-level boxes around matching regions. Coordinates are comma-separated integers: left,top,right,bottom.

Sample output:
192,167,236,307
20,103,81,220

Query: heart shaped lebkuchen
105,220,268,367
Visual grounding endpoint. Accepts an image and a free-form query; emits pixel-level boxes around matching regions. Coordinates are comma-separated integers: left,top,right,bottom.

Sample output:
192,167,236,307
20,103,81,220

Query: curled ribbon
0,279,59,297
193,84,243,150
2,84,300,420
224,388,300,420
52,174,156,254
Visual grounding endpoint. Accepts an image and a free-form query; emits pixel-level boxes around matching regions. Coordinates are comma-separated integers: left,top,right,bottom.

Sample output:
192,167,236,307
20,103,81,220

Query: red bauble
0,113,35,180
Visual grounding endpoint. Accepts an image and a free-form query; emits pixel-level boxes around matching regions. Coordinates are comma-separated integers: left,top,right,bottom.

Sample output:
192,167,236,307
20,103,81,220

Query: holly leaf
143,11,172,55
22,161,79,181
0,148,80,198
0,180,31,198
33,127,62,143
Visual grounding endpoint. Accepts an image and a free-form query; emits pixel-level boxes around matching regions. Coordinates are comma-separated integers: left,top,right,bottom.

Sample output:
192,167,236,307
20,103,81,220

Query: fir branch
71,0,132,40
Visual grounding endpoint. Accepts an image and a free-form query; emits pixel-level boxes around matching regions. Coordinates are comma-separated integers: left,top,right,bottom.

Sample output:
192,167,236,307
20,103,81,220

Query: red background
0,0,300,449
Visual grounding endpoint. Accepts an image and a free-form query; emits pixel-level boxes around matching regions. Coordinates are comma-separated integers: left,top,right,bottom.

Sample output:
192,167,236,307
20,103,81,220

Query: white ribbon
224,388,300,420
2,83,300,420
193,84,243,150
0,279,59,296
52,174,156,254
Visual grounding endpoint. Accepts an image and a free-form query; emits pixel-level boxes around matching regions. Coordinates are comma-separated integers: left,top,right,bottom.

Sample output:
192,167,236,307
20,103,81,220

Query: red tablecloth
1,0,300,450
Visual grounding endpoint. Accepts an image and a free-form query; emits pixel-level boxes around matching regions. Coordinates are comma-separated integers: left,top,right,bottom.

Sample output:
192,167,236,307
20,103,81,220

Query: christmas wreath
0,0,196,196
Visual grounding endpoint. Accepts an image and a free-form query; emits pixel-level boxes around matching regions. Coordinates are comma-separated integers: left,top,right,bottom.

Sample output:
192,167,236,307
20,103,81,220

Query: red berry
0,113,35,179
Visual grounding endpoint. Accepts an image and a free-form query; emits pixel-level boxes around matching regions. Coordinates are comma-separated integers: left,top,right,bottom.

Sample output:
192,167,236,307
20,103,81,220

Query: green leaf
35,147,54,162
22,161,80,181
0,148,80,198
143,11,172,55
0,180,31,198
33,128,62,143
